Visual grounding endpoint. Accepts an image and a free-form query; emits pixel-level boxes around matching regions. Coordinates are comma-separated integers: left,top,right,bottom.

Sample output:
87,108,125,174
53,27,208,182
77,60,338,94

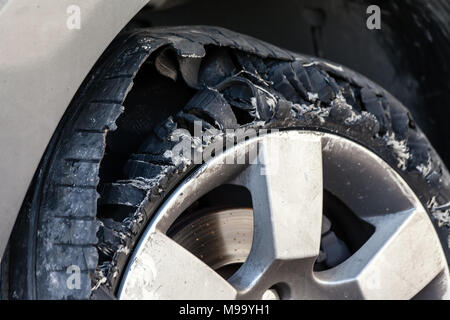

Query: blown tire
3,26,450,299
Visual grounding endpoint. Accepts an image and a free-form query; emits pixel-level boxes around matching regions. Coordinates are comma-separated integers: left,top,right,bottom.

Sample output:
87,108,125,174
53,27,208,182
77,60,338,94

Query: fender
0,0,150,258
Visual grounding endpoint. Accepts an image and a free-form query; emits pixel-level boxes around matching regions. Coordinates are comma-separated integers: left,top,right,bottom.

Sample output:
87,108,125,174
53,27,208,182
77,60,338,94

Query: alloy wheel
118,130,450,299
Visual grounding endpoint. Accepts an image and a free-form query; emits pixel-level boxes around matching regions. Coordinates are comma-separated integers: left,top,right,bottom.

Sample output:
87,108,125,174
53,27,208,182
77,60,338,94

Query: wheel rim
118,130,450,300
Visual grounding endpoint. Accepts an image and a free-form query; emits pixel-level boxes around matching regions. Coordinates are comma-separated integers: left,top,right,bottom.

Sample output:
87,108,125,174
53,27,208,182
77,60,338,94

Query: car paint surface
0,0,150,258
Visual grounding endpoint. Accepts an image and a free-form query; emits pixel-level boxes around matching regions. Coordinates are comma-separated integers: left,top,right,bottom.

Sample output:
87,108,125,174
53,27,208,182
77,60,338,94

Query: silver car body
0,0,151,257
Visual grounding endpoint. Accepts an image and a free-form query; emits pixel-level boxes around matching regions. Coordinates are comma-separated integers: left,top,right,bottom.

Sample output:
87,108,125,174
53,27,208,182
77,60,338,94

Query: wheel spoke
316,207,448,299
119,231,237,300
229,132,323,294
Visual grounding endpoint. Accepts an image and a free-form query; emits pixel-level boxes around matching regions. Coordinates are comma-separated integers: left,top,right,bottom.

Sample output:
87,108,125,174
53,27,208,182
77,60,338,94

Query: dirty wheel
4,26,450,299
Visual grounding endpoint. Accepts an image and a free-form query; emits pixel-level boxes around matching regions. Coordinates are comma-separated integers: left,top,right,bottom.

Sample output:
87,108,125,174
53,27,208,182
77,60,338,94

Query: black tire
3,26,450,299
